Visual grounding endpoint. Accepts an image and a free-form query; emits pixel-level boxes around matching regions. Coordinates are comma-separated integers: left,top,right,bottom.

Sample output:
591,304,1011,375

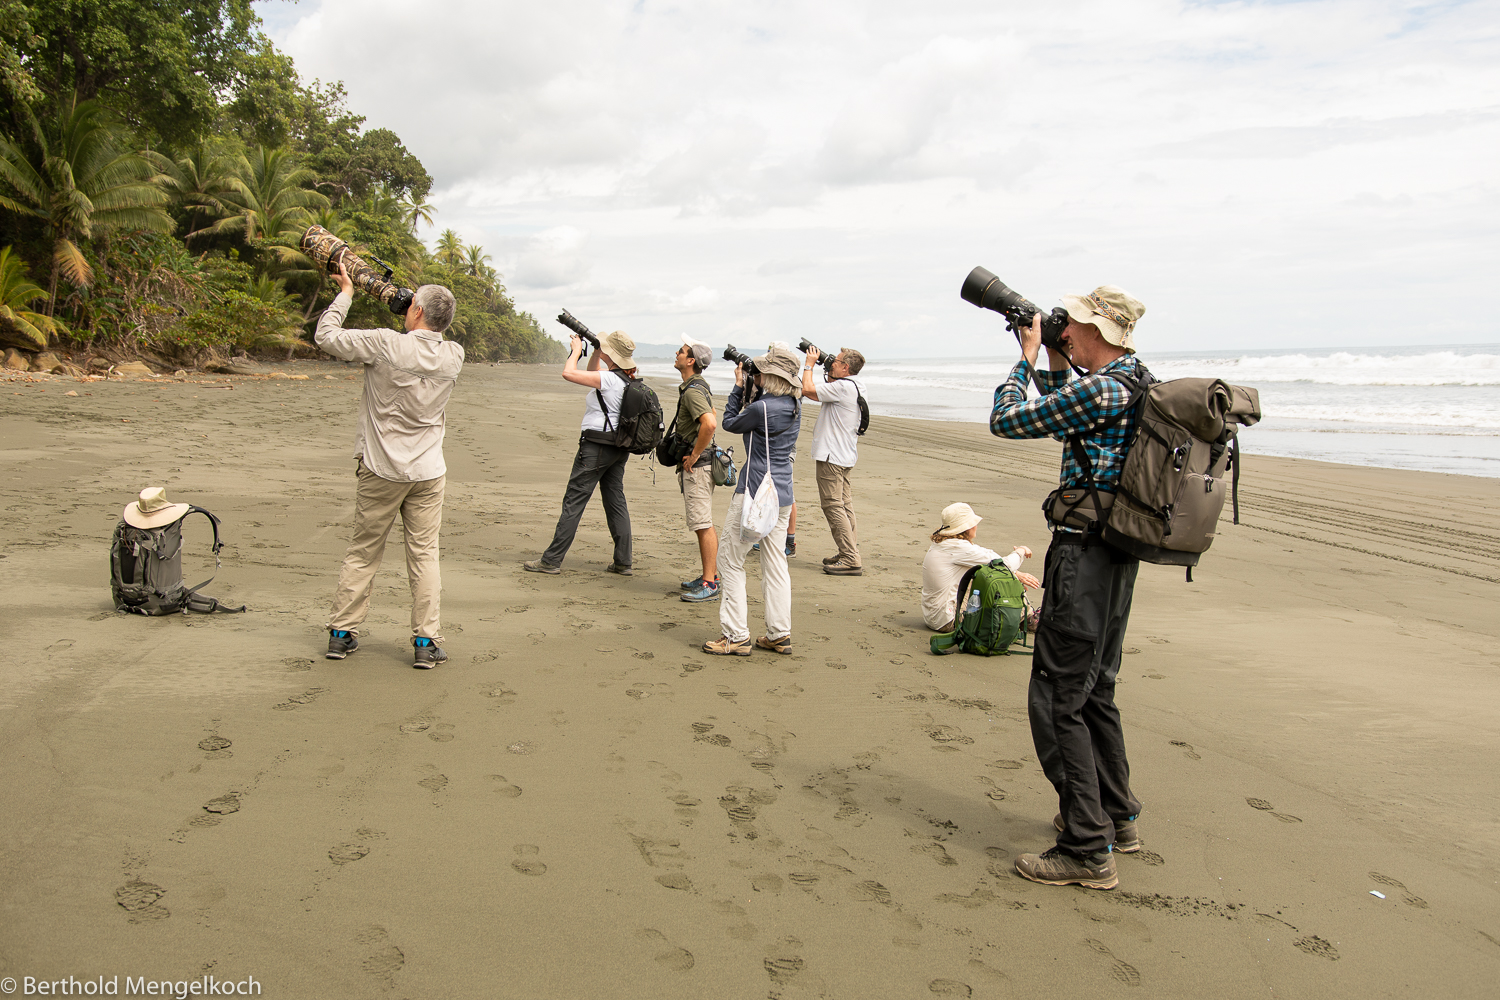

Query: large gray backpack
1049,372,1261,580
109,507,245,615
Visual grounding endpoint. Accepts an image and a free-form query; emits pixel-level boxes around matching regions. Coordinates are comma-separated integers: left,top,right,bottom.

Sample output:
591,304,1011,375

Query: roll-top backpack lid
1146,379,1261,442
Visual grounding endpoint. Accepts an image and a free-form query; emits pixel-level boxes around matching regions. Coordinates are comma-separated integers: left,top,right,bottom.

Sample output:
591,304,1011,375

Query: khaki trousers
815,460,860,567
329,461,445,641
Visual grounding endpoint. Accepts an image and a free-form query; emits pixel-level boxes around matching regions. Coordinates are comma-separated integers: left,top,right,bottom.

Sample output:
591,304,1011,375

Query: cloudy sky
262,0,1499,356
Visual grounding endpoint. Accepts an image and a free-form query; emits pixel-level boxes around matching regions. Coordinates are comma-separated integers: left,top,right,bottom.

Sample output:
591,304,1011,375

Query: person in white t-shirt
921,502,1040,631
802,345,866,576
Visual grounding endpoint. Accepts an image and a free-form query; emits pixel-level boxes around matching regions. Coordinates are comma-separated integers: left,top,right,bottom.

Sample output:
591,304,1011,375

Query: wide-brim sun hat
599,330,636,369
936,502,983,537
123,486,190,529
753,344,803,385
1060,285,1146,354
681,332,712,369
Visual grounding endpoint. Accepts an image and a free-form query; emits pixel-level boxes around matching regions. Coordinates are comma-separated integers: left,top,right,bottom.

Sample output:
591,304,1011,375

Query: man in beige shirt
315,262,464,668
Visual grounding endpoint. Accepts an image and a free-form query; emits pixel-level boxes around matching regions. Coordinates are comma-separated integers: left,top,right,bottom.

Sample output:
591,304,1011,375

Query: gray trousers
542,438,632,567
1029,532,1142,856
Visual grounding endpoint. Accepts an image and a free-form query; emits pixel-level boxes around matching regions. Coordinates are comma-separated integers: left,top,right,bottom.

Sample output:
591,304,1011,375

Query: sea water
637,345,1500,478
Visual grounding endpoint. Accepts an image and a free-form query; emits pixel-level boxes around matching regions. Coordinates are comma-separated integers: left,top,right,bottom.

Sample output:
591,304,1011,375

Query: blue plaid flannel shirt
989,355,1146,491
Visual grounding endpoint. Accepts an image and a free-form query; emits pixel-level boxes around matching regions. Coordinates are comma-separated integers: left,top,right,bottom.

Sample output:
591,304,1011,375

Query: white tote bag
738,405,780,543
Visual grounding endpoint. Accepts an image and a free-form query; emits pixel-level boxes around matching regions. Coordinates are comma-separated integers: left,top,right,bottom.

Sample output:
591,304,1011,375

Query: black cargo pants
1030,529,1143,856
541,438,633,568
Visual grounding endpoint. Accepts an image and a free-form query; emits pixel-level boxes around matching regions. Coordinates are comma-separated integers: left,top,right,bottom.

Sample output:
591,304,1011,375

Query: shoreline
2,360,1498,997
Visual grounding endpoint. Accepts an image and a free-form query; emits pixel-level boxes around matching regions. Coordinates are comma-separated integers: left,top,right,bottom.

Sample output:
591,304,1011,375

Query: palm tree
462,243,493,278
0,246,70,350
203,145,329,243
356,183,404,226
401,191,435,233
434,228,464,267
0,97,173,314
148,142,248,244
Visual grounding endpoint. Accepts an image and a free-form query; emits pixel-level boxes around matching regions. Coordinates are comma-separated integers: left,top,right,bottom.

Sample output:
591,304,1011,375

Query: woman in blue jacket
703,344,804,656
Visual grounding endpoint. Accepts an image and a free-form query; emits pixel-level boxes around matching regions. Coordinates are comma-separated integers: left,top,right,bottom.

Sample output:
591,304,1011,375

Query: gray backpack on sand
109,507,246,615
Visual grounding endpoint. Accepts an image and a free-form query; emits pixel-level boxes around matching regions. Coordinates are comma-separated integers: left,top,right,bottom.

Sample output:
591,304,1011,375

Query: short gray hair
412,285,456,333
840,348,865,375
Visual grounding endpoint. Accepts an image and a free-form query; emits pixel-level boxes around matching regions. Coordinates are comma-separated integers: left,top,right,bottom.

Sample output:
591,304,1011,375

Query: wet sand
2,359,1498,998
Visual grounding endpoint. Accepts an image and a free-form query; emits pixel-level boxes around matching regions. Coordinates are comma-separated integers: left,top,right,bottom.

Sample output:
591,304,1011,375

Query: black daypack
656,375,712,468
110,506,246,615
585,369,665,455
1046,369,1262,580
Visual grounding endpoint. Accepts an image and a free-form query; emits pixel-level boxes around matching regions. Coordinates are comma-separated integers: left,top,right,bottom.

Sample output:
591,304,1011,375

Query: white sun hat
122,487,191,529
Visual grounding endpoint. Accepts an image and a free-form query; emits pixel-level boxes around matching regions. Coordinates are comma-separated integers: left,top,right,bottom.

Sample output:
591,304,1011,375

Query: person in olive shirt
674,335,720,602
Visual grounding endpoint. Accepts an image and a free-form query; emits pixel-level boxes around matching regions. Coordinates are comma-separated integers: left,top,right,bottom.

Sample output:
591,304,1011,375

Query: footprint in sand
46,639,75,654
471,649,500,663
489,775,523,797
1169,740,1201,760
280,657,314,672
355,926,405,986
850,880,893,905
417,770,448,792
202,793,240,815
1369,872,1428,909
1245,797,1302,823
114,880,169,922
912,840,959,867
329,843,369,865
752,874,784,894
989,759,1025,770
428,723,455,743
481,682,517,704
929,980,973,997
1292,935,1340,960
1084,938,1141,986
668,792,701,825
1133,850,1166,867
198,736,231,753
511,844,547,876
655,873,693,890
762,939,806,986
273,687,328,711
636,928,694,971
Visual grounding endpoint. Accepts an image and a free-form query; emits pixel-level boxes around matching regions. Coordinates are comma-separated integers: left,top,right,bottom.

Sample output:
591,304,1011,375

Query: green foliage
172,287,303,354
0,0,41,105
18,0,258,146
202,144,328,242
0,243,67,349
58,229,203,345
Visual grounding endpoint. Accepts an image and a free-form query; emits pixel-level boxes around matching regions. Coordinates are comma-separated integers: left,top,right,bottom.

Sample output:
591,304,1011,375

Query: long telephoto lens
723,345,758,373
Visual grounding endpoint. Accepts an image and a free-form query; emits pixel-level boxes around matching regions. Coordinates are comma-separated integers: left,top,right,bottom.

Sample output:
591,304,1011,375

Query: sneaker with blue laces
326,629,358,660
681,580,720,602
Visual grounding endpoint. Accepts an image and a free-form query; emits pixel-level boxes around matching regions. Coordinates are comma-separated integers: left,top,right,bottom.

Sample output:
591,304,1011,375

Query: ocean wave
1148,351,1500,386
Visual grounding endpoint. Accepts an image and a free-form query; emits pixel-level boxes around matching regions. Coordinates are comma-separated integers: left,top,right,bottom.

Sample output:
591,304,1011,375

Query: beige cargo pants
328,460,445,641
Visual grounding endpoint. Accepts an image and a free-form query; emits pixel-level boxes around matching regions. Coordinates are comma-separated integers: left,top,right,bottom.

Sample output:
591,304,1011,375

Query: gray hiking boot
413,640,447,670
326,630,358,660
1054,813,1141,853
523,559,560,575
1015,846,1118,890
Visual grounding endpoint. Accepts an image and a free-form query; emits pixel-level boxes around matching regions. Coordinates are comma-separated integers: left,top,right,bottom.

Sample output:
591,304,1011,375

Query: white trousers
717,493,793,643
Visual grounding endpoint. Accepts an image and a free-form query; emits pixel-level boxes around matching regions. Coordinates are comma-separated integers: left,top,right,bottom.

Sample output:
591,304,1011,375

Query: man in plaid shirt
989,284,1149,891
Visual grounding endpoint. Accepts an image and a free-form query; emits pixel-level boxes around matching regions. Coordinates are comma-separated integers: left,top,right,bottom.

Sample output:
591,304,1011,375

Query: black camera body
722,345,759,375
557,309,601,357
797,338,836,374
961,267,1069,353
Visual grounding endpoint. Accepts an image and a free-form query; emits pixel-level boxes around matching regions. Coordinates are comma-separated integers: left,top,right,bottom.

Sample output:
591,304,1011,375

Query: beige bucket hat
123,487,190,529
935,502,983,537
1060,285,1146,353
753,343,803,386
599,331,636,369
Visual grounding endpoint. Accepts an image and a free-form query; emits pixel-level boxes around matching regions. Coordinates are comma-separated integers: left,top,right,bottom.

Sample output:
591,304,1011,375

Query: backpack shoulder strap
178,507,246,612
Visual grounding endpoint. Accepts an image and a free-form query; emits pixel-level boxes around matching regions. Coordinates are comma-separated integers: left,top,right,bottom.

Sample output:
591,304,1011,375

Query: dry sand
1,359,1498,999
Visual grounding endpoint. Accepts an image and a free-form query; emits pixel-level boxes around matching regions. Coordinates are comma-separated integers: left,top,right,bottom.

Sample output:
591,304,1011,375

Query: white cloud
264,0,1500,354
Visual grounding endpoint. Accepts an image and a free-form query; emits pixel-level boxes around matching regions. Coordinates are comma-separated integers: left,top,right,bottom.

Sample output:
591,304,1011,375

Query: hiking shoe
1054,813,1141,853
681,580,720,602
523,559,560,575
680,575,705,590
413,640,448,670
755,635,792,655
326,630,358,660
606,563,633,576
703,635,752,656
785,536,797,557
751,542,760,551
1015,846,1117,890
823,564,863,576
822,555,840,565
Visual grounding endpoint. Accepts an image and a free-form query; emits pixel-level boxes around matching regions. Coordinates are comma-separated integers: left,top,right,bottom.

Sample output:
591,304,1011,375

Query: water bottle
964,590,981,616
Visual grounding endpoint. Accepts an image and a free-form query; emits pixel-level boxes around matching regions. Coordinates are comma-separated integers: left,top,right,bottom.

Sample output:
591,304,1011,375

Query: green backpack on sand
930,560,1032,656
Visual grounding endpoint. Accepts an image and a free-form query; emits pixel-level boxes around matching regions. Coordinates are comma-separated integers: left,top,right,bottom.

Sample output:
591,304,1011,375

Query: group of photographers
313,255,1156,894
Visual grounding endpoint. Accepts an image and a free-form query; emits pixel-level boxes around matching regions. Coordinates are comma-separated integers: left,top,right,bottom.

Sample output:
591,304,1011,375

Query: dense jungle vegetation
0,0,565,364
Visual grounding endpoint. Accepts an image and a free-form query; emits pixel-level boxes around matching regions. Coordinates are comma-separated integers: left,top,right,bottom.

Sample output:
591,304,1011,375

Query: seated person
922,502,1040,631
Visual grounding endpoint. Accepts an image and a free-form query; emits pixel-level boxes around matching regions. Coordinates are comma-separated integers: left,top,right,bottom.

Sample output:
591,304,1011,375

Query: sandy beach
1,358,1497,999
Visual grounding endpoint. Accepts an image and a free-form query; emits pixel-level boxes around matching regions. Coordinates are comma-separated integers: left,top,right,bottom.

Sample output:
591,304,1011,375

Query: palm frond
53,239,94,286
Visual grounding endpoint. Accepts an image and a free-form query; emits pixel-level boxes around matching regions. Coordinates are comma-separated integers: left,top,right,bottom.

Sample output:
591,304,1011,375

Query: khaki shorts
681,463,714,531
